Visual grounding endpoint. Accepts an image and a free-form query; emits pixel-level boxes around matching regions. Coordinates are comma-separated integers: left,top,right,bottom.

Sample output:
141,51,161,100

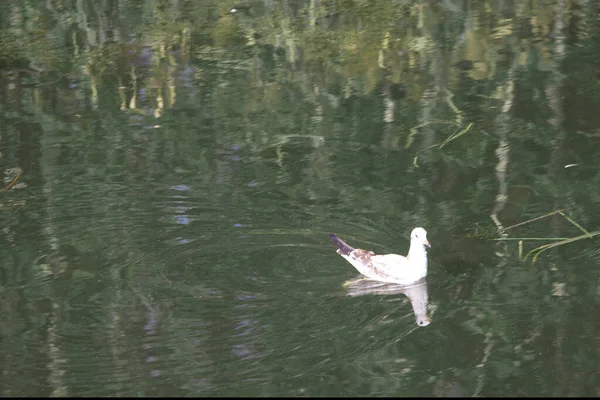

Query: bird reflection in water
343,277,431,327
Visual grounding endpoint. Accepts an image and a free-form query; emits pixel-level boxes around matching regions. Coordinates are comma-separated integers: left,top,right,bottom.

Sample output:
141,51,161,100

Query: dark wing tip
328,232,354,256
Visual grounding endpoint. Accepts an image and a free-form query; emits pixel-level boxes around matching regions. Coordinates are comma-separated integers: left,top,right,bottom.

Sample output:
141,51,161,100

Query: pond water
1,1,600,396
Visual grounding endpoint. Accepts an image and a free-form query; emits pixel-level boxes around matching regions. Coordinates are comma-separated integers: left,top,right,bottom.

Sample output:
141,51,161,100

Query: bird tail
328,233,354,256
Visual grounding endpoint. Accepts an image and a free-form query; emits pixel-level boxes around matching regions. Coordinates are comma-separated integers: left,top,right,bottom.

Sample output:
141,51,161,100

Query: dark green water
1,1,600,396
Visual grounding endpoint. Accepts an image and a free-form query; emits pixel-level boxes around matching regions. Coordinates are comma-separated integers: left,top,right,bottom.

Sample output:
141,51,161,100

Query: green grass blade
524,231,600,263
439,122,473,149
557,210,593,238
494,237,569,241
504,209,563,231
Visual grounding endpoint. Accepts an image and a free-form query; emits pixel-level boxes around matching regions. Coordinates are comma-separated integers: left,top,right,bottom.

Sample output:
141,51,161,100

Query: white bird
329,227,430,285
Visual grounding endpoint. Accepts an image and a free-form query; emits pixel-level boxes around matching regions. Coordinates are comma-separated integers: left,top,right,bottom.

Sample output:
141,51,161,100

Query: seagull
329,227,430,285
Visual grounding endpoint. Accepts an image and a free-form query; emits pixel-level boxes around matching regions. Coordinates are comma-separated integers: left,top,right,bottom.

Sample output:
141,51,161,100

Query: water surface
1,1,600,397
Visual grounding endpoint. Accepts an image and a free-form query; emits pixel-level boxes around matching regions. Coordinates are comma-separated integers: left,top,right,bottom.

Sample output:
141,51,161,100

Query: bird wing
348,250,408,282
328,233,355,256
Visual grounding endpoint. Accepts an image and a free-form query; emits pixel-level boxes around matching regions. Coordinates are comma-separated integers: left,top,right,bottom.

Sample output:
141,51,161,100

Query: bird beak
424,239,431,248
